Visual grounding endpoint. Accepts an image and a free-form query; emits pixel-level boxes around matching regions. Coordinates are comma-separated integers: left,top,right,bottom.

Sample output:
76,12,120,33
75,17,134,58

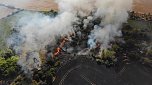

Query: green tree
0,49,19,78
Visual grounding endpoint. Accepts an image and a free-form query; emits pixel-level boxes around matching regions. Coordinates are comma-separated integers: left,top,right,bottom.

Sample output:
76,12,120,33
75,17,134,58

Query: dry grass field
133,0,152,14
0,0,152,19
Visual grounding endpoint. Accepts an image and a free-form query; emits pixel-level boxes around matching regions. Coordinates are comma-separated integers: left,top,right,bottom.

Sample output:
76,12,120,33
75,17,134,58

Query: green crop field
0,11,29,49
0,18,12,49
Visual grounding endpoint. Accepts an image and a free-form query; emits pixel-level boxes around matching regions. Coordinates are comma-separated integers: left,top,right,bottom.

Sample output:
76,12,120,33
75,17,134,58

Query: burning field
0,0,152,85
7,0,132,73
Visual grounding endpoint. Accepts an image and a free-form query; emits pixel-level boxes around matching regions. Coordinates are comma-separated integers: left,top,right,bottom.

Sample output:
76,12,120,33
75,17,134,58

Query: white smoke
8,11,77,74
7,0,132,74
17,12,76,50
56,0,95,16
88,0,133,49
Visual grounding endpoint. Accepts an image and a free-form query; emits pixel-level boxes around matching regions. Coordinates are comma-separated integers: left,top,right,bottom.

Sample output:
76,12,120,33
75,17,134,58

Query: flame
53,36,69,58
54,47,61,56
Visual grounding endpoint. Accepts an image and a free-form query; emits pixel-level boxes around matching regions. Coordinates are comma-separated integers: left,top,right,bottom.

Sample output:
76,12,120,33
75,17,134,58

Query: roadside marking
80,74,97,85
59,65,81,85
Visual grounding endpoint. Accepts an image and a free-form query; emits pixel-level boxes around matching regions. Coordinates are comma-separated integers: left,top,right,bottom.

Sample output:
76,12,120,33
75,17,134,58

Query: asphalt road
53,56,152,85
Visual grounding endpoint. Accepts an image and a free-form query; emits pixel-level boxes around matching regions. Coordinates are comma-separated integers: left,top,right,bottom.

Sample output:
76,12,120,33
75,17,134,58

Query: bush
112,44,119,51
142,57,152,63
96,49,116,67
102,49,116,59
0,48,13,58
0,56,19,77
0,49,19,78
146,49,152,56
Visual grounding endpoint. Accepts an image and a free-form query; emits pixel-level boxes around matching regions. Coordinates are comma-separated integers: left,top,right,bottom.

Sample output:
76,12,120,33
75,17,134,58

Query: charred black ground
35,12,152,85
0,11,152,85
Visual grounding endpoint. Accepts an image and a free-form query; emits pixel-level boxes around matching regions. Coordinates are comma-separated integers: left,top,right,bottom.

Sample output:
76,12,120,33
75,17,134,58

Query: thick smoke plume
7,0,132,75
8,12,77,74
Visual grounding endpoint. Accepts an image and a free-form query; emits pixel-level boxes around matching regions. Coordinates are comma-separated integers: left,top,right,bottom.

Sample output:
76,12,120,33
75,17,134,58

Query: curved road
53,56,152,85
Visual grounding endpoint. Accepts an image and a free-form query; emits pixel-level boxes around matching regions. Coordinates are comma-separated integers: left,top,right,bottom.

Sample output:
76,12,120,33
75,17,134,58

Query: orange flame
54,47,61,56
53,36,68,58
